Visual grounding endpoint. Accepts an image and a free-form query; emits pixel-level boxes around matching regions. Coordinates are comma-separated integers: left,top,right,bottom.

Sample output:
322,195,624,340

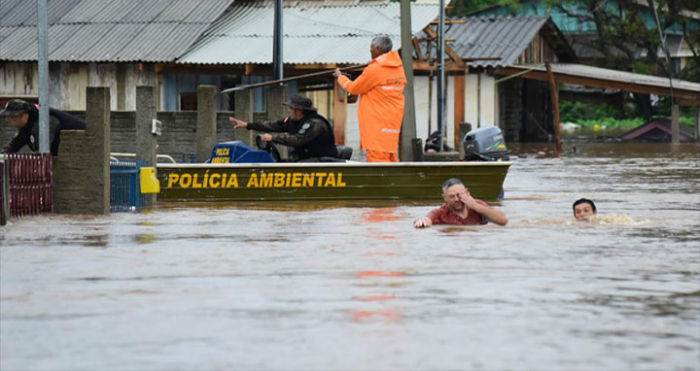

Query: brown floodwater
1,142,698,370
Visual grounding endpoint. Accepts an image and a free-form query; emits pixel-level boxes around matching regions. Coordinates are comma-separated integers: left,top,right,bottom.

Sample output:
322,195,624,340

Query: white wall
464,73,497,129
344,75,457,155
342,72,499,155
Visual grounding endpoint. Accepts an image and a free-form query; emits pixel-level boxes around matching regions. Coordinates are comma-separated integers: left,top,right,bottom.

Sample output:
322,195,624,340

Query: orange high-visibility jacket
337,51,406,153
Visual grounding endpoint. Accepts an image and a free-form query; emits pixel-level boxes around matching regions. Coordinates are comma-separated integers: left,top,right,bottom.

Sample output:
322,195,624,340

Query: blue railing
110,159,146,212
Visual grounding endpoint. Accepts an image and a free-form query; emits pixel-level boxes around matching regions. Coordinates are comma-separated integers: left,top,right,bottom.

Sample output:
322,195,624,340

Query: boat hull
156,161,510,202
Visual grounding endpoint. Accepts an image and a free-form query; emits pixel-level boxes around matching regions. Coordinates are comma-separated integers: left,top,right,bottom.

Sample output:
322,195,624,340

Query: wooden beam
422,26,465,64
453,73,465,149
413,60,466,73
295,63,339,70
545,62,562,154
671,103,680,143
429,20,467,24
413,36,424,61
495,66,700,103
680,97,700,107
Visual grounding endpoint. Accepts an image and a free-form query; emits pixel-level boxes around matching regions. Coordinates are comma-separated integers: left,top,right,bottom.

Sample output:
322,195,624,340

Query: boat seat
336,146,353,160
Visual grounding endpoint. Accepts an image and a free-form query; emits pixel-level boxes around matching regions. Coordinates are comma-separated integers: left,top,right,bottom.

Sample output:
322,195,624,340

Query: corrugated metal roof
0,0,35,27
178,1,441,64
515,63,700,94
260,0,441,6
0,0,235,62
571,33,694,59
439,16,551,68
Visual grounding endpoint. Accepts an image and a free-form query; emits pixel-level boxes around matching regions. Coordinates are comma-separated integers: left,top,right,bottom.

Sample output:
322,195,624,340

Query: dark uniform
244,95,338,161
1,100,86,156
248,113,338,161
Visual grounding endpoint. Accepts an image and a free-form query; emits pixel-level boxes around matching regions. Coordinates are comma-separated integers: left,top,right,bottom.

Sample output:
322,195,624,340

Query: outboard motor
463,127,509,161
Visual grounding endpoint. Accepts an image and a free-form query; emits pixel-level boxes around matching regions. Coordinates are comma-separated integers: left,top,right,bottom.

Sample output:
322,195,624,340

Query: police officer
229,94,338,161
1,99,86,156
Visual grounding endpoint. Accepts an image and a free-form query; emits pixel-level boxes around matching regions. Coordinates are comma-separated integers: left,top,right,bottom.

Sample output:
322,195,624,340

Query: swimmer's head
573,198,597,220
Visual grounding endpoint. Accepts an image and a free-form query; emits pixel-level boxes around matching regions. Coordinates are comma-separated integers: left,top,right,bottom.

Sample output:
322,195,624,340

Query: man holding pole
333,35,406,162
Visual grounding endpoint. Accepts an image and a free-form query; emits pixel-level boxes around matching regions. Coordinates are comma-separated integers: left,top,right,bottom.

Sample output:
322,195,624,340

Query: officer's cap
0,99,32,116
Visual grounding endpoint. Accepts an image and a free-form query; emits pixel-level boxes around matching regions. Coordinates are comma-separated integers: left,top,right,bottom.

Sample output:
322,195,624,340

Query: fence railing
110,159,146,212
0,153,53,226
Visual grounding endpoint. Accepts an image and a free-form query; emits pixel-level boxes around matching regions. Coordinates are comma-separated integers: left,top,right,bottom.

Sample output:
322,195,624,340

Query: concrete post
196,85,217,162
267,84,288,159
458,122,472,159
136,86,157,206
234,89,255,147
671,103,680,143
412,138,423,162
53,87,110,214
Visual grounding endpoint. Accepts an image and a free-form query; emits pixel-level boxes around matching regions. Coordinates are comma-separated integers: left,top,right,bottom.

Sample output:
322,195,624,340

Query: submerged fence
110,159,146,212
0,153,53,226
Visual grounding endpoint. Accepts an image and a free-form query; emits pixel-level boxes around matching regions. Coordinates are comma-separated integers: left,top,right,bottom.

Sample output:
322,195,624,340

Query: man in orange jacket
333,35,406,162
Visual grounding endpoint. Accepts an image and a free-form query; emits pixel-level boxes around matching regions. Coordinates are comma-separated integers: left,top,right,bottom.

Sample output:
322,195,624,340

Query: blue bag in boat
206,141,274,163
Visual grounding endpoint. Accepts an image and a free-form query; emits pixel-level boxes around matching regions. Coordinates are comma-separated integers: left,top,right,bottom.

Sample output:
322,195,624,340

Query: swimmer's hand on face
413,217,433,229
457,189,479,209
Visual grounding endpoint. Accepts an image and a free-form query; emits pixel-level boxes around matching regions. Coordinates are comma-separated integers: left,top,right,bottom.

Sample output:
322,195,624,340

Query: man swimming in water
573,198,597,221
414,178,508,228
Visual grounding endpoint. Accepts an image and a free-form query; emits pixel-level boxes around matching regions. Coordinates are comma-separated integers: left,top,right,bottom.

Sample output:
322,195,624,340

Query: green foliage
575,117,645,129
447,0,519,15
576,117,695,129
560,101,622,122
631,62,654,75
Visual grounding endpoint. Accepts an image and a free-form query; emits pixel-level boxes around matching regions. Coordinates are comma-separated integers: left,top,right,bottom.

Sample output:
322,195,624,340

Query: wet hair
573,198,597,214
442,178,464,193
371,35,393,53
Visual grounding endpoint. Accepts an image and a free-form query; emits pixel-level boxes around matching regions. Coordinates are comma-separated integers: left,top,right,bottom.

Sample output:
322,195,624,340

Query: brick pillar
196,85,217,162
53,87,110,214
136,85,157,206
267,84,288,159
234,89,255,147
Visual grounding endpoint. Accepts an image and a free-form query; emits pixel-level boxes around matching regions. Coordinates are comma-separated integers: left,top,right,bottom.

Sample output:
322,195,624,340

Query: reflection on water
1,143,699,370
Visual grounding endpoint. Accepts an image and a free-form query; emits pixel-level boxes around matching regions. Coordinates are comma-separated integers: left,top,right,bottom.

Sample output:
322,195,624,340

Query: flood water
1,143,699,370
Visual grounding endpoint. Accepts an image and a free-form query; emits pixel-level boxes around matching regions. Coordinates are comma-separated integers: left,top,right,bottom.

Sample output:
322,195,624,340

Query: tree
448,0,519,15
544,0,699,118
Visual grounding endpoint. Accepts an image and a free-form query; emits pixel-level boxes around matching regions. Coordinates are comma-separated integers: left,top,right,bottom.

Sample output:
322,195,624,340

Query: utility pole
273,0,283,80
399,0,417,161
436,0,446,151
37,0,49,153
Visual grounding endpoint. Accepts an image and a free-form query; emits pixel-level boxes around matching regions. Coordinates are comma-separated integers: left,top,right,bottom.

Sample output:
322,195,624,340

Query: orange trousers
366,150,398,163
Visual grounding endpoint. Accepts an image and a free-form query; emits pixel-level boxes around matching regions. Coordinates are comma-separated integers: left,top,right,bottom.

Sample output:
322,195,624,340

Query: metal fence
110,159,146,212
0,153,53,226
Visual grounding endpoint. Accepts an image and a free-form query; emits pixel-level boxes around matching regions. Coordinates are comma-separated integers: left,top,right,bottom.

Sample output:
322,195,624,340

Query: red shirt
426,200,490,226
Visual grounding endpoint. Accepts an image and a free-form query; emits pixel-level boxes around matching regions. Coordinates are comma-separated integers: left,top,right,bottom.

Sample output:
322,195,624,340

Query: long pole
436,0,445,152
273,0,283,80
37,0,49,153
220,64,367,94
399,0,416,161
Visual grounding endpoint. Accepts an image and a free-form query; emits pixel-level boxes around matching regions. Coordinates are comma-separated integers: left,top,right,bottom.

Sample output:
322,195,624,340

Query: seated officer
1,99,86,156
229,95,338,161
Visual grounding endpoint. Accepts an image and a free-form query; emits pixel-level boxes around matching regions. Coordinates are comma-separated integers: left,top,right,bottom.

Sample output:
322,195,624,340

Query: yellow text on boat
167,171,347,189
